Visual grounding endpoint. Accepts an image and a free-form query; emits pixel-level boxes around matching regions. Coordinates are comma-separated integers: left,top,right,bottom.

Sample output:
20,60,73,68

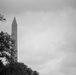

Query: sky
0,0,76,75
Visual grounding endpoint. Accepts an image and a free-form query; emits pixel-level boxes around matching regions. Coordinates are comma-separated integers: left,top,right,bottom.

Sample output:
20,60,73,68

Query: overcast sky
0,0,76,75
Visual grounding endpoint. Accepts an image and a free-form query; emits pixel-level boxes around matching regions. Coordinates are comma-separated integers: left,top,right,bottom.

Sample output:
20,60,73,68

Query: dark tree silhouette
0,31,15,64
0,62,39,75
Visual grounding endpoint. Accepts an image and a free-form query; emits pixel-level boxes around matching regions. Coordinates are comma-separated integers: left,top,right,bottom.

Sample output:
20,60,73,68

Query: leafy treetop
0,62,39,75
0,31,15,64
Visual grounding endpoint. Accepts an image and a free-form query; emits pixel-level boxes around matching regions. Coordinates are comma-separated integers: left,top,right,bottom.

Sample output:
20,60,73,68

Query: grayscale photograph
0,0,76,75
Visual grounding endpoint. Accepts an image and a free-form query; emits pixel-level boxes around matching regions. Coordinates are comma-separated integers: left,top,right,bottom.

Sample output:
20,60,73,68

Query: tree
0,14,6,22
0,62,39,75
0,31,15,64
33,71,39,75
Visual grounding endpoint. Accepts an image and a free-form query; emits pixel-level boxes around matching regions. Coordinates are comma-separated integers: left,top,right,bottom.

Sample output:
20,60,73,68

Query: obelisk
11,17,17,62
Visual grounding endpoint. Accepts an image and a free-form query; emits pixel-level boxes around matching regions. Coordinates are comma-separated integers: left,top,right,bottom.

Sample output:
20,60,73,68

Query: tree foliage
0,62,39,75
0,31,15,63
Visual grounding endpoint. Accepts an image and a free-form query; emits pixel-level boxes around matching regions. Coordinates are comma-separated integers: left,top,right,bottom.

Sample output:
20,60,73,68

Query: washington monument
11,17,17,62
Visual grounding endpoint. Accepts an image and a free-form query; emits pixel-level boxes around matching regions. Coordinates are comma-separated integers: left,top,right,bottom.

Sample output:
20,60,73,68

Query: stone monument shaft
11,17,17,62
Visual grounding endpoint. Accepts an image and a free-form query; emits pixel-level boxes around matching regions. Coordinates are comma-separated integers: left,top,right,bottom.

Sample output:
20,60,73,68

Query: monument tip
12,17,17,26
